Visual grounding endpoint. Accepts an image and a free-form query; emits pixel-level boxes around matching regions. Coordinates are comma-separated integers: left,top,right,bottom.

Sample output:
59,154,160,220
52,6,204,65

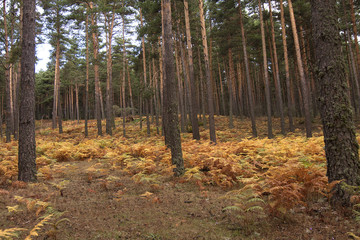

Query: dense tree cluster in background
1,0,360,205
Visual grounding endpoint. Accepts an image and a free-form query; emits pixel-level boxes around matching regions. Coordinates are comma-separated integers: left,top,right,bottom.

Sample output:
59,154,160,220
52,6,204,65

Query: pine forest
1,0,360,239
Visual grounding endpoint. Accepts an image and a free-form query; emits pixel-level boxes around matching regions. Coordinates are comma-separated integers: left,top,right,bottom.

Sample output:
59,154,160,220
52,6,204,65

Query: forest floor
0,116,360,239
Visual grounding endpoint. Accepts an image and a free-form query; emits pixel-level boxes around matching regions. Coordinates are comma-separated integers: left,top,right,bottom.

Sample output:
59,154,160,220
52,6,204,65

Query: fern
25,214,53,240
0,228,26,239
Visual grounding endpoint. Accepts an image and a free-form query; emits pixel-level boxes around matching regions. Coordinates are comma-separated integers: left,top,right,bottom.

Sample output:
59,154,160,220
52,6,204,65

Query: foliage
1,116,359,237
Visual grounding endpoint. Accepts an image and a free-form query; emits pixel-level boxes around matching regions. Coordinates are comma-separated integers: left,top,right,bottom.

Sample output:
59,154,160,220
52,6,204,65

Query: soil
1,117,359,239
0,158,358,240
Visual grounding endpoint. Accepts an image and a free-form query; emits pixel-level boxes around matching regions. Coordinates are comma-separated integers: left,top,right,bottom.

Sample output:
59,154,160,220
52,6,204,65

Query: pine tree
18,0,37,182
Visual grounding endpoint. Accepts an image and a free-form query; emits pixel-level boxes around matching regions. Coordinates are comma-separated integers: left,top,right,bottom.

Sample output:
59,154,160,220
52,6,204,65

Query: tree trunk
162,0,184,176
259,0,273,139
349,0,360,75
4,0,13,143
346,30,360,114
311,0,360,206
184,0,200,140
288,0,312,137
75,83,79,124
84,10,89,137
122,13,127,137
268,0,285,135
199,0,216,143
198,47,206,127
218,60,226,116
228,47,235,129
175,39,185,133
90,2,102,136
280,0,295,132
105,10,115,136
52,24,61,130
18,0,36,182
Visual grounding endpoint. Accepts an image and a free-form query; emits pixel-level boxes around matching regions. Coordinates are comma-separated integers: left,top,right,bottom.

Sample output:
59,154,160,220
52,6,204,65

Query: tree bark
18,0,36,182
184,0,200,140
90,2,102,136
162,0,184,176
199,0,216,143
311,0,360,206
268,0,285,135
259,0,273,139
84,10,89,137
279,0,295,132
104,10,115,136
288,0,312,137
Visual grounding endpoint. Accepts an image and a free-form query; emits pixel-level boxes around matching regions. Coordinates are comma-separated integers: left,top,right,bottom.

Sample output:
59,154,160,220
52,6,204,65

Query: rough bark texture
18,0,37,182
311,0,360,206
162,0,184,176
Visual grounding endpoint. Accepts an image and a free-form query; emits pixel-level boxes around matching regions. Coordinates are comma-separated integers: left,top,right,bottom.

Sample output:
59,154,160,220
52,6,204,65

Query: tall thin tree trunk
280,0,294,132
162,0,184,176
228,47,235,129
105,10,115,135
199,0,216,143
4,0,13,142
218,60,226,116
350,0,360,75
76,83,79,124
259,0,273,139
84,10,89,137
175,40,185,132
346,30,360,113
269,0,285,135
52,27,61,130
122,13,127,137
18,0,36,182
198,47,206,127
90,2,102,136
288,0,312,137
184,0,200,140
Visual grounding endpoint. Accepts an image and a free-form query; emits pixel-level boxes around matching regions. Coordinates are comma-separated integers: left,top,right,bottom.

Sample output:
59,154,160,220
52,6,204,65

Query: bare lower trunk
18,0,37,182
259,0,273,139
162,0,184,176
199,0,216,143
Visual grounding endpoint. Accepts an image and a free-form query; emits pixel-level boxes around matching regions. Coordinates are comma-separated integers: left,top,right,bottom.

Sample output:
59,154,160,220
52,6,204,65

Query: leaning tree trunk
18,0,37,182
311,0,360,206
162,0,184,176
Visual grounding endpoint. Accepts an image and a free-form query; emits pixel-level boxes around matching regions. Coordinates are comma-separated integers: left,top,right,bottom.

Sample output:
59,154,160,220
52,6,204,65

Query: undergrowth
0,116,357,238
